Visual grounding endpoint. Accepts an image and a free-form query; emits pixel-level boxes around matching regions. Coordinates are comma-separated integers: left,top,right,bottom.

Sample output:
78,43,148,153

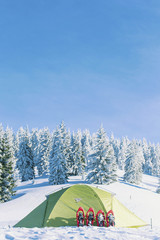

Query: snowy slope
0,172,160,239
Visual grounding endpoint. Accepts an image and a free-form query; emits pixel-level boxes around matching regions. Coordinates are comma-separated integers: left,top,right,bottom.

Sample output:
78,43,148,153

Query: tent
14,184,147,228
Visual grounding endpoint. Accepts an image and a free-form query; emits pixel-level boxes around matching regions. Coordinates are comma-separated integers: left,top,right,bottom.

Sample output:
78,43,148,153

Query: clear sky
0,0,160,143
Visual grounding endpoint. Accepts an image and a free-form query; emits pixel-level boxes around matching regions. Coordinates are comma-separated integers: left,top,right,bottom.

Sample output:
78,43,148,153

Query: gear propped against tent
96,210,105,227
106,210,115,227
76,207,85,227
86,208,95,226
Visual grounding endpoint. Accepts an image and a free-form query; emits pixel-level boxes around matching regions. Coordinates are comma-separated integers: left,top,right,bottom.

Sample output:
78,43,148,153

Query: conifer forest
0,122,160,202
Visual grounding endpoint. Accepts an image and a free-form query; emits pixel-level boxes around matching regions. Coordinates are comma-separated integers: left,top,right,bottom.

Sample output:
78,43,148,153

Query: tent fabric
14,184,147,228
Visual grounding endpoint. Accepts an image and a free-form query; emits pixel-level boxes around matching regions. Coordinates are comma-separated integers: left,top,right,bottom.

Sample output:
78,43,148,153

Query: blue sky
0,0,160,142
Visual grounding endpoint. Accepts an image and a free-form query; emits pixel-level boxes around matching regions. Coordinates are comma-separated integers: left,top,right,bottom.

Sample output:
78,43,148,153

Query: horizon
1,121,158,145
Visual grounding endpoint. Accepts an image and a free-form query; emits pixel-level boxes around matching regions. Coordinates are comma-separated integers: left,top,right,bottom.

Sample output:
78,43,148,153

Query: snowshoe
76,207,85,227
96,210,105,227
106,210,115,227
86,208,95,226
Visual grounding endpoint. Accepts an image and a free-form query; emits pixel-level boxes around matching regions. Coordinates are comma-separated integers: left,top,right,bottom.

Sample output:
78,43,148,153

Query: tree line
0,122,160,202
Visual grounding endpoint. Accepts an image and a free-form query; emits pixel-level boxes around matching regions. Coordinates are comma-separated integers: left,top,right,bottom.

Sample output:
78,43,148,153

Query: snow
1,226,160,240
0,171,160,239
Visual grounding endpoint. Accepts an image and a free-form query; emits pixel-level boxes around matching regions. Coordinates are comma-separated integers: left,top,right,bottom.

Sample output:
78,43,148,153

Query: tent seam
42,200,48,227
89,186,107,214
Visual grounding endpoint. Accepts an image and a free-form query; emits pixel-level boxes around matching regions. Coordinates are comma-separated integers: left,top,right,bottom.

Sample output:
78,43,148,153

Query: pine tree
124,140,143,184
16,128,35,181
36,128,51,176
15,127,23,156
0,124,2,190
142,139,153,175
81,129,91,172
0,123,3,140
137,140,145,169
49,125,68,185
110,133,120,165
90,132,96,148
118,137,128,170
156,177,160,194
69,133,75,175
30,128,39,176
0,129,16,202
5,127,19,180
151,144,160,176
70,130,84,175
14,127,25,179
58,121,71,176
87,126,117,184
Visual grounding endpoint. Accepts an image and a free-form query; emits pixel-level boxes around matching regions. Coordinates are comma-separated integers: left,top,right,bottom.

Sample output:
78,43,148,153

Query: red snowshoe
86,208,95,226
96,210,105,227
106,210,115,227
76,207,85,227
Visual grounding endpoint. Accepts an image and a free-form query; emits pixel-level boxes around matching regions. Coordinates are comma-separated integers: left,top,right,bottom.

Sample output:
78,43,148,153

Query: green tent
14,184,147,228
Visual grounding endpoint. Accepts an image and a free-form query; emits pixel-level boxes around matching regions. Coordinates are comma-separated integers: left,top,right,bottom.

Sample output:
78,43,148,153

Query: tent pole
42,198,49,227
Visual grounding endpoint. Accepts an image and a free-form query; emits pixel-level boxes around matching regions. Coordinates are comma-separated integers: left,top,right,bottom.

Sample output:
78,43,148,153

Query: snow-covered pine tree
151,144,160,176
5,126,19,180
58,121,71,176
136,140,145,172
118,137,128,170
124,140,143,184
36,128,51,176
156,144,160,176
0,124,3,188
81,129,91,172
0,129,16,202
30,128,39,176
156,177,160,194
90,132,96,148
86,126,117,184
70,130,84,176
81,129,91,146
49,125,68,185
110,133,120,165
15,127,23,155
142,139,153,175
14,127,26,179
109,145,118,184
69,132,75,175
16,127,35,181
0,123,3,139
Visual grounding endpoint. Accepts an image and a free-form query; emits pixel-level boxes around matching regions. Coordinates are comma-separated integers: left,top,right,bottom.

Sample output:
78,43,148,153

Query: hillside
0,171,160,239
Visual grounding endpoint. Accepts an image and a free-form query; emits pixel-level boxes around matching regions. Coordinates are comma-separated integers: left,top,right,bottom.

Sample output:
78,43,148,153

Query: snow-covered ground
0,171,160,239
1,226,160,240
